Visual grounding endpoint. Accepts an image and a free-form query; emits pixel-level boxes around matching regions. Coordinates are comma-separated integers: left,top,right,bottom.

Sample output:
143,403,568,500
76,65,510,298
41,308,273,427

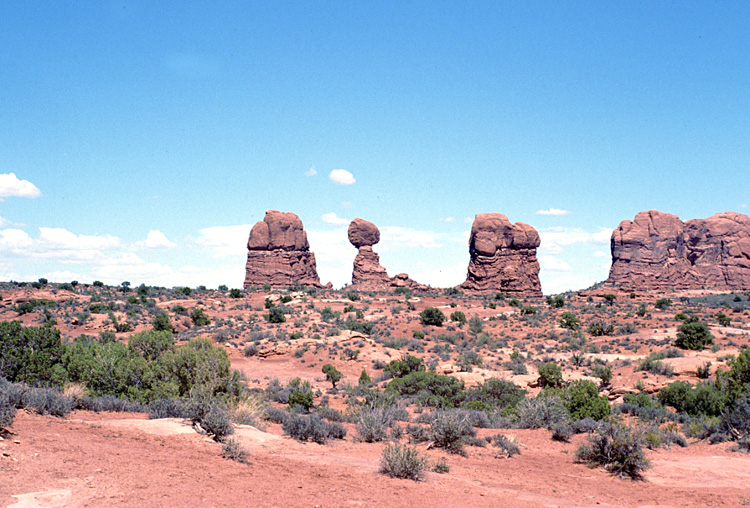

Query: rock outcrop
244,210,321,288
460,213,542,296
607,210,750,290
348,218,427,291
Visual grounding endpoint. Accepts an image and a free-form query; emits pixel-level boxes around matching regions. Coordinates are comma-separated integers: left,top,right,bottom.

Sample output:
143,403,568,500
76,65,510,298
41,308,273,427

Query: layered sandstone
607,210,750,290
348,218,427,291
244,210,321,288
460,213,542,296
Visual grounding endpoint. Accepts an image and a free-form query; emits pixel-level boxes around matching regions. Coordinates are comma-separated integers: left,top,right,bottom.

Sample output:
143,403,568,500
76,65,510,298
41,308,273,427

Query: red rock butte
607,210,750,291
460,213,542,297
244,210,321,288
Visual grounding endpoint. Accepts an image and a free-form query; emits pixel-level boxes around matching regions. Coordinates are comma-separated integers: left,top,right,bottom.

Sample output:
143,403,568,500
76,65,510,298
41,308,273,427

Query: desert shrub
151,312,173,332
21,387,74,417
537,362,563,388
515,395,569,430
419,307,446,327
464,378,526,414
379,443,428,481
546,295,565,308
576,423,649,480
190,308,211,326
489,433,520,457
0,390,16,429
450,311,466,326
719,393,750,437
674,319,713,350
243,344,259,357
429,410,475,455
654,298,672,310
265,407,290,425
636,352,675,377
265,306,286,324
386,371,465,408
592,365,613,387
80,394,145,413
559,312,580,331
128,329,174,361
221,437,249,464
716,347,750,404
563,380,611,421
0,321,65,386
406,424,430,443
194,402,234,441
551,421,574,442
282,413,345,444
356,405,396,442
588,321,614,337
717,312,731,327
432,459,450,473
232,395,266,426
229,288,243,299
384,355,425,378
657,380,726,417
148,398,188,419
322,364,342,389
571,417,602,434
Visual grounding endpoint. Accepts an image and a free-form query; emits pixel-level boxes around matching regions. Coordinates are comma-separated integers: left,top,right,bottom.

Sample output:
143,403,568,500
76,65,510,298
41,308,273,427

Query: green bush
655,298,672,310
588,321,614,336
229,288,243,299
419,307,446,326
322,364,342,389
449,311,466,326
657,380,727,417
0,321,64,386
152,312,173,332
576,423,649,480
563,380,611,421
384,355,425,378
559,312,581,331
464,378,526,414
386,371,465,408
537,362,563,388
674,319,713,350
190,308,211,326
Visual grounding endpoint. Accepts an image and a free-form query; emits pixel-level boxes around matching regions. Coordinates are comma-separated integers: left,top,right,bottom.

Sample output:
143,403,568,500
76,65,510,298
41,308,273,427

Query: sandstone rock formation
348,218,427,291
244,210,321,288
607,210,750,290
460,213,542,296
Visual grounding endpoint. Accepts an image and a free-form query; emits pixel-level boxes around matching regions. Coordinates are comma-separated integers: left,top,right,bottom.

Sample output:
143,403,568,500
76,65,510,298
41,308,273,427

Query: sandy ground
2,410,750,508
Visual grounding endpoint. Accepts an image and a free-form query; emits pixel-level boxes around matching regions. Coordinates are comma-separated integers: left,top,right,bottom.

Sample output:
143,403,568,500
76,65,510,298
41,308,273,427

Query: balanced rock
460,213,542,296
244,210,321,288
348,218,426,291
607,210,750,290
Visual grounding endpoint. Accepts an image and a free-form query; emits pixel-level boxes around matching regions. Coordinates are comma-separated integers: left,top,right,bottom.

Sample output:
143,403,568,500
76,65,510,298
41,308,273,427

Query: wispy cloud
321,212,350,225
539,255,572,272
0,173,41,200
305,166,317,177
538,226,612,255
536,207,571,216
329,169,356,185
193,225,250,258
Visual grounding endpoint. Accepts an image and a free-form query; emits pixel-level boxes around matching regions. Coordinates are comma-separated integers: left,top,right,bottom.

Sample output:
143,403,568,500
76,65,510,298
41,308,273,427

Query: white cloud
440,217,455,222
0,173,41,199
536,207,571,216
321,212,350,225
0,217,8,228
0,228,33,251
538,226,612,254
38,227,121,251
305,167,317,177
592,250,608,258
193,225,250,258
329,169,356,185
463,217,474,223
539,256,572,272
307,228,357,287
740,203,748,209
139,230,176,249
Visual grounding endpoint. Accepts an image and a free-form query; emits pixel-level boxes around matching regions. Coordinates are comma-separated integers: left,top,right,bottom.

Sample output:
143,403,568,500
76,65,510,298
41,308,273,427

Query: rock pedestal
459,213,542,296
244,210,321,288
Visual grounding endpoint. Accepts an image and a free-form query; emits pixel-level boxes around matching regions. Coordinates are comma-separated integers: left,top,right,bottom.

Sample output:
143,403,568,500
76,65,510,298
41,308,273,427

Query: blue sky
1,1,748,294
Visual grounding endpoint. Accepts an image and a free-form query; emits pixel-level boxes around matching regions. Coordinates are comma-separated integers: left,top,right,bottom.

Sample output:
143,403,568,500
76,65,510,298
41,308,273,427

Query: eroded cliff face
460,213,542,296
347,218,427,291
244,210,320,288
607,210,750,290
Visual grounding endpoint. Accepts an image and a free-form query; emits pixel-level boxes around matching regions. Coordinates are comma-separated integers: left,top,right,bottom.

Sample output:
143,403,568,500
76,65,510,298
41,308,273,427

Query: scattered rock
607,210,750,290
460,213,542,296
244,210,321,288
